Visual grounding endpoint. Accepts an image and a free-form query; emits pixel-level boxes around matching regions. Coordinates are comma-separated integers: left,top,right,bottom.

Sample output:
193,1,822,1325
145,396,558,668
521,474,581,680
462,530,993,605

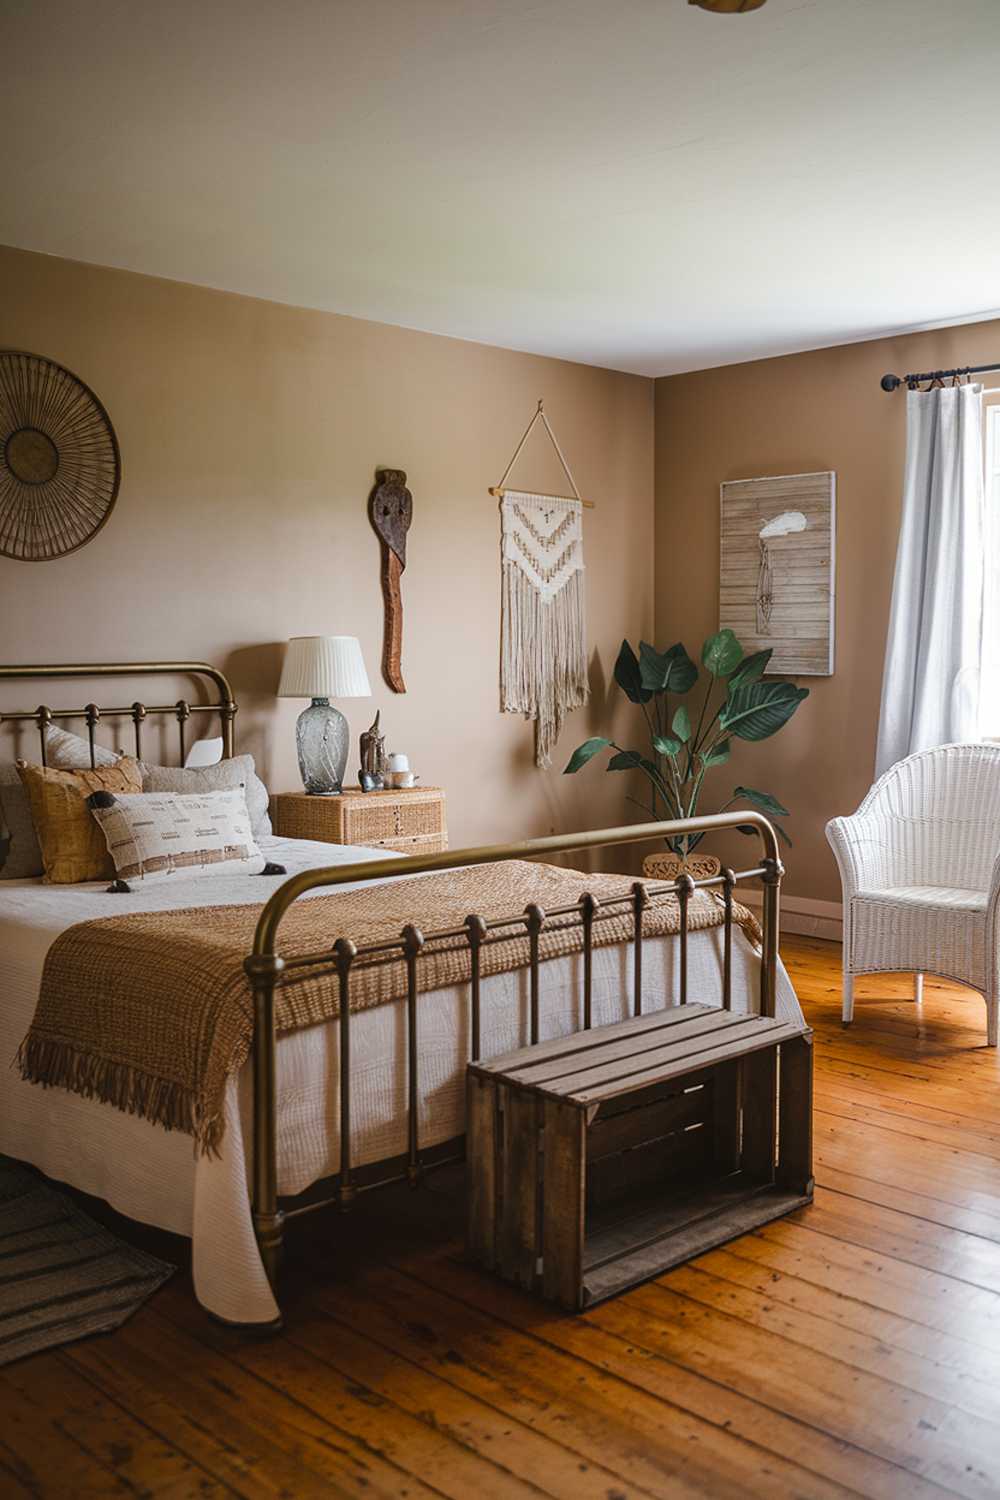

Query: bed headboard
0,661,237,767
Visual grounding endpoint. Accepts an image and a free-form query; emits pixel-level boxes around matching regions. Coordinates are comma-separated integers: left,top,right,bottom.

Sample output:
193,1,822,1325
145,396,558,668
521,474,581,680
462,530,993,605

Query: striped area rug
0,1155,174,1366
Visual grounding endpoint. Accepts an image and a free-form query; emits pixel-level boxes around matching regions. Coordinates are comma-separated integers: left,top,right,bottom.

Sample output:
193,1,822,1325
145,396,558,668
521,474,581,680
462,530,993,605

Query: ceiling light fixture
689,0,767,12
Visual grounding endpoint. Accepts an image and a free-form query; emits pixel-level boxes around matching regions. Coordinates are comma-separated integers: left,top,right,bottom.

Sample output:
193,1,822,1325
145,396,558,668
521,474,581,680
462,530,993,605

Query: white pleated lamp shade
277,636,372,699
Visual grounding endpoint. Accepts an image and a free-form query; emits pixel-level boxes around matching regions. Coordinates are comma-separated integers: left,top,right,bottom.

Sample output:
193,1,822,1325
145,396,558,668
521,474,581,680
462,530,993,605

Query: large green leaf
720,680,809,741
563,737,610,773
613,639,651,704
639,640,699,695
607,749,650,773
734,820,793,847
733,786,789,817
672,704,691,743
732,786,793,846
728,648,772,688
652,735,682,758
700,738,731,768
701,629,743,678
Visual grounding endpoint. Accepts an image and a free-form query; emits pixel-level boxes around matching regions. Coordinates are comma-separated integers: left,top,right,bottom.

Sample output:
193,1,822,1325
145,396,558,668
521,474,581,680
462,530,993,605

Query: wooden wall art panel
719,470,835,676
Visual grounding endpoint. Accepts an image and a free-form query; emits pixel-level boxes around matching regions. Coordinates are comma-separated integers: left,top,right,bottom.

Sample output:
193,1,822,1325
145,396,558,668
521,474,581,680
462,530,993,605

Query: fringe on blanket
16,1034,224,1157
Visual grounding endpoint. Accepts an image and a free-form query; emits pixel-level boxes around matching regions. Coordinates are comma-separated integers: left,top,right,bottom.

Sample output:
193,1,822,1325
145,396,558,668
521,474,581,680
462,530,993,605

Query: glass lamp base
295,697,349,794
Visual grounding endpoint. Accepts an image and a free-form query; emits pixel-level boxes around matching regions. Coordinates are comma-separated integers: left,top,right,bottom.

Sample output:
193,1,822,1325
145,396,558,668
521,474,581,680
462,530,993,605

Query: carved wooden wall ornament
368,467,412,693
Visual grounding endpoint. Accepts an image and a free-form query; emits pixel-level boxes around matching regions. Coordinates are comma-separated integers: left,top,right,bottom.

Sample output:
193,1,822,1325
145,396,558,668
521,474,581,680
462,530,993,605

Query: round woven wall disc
0,350,121,561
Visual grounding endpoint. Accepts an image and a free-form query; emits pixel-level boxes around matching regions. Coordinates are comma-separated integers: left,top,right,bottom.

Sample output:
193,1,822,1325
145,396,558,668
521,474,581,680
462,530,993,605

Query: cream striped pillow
89,787,266,884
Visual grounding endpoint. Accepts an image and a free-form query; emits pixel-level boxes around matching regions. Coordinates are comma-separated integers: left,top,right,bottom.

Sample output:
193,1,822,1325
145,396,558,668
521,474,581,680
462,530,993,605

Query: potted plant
563,630,808,876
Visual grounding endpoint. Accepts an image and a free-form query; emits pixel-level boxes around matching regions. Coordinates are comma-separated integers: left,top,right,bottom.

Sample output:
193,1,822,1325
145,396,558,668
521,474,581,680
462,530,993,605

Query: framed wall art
719,470,836,676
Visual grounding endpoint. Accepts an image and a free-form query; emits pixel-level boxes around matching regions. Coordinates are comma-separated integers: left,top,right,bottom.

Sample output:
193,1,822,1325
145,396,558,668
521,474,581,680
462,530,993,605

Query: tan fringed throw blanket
19,860,760,1155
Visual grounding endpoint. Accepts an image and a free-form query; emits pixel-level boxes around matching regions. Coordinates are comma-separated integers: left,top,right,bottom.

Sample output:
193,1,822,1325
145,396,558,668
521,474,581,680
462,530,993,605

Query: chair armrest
826,813,892,897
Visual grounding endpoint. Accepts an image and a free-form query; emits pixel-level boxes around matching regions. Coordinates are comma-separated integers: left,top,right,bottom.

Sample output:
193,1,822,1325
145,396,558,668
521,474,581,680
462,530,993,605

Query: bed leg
245,954,286,1299
255,1211,285,1292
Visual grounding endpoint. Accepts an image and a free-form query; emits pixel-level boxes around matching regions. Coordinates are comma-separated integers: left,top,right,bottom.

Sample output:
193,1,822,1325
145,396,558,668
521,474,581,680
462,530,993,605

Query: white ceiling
3,0,999,377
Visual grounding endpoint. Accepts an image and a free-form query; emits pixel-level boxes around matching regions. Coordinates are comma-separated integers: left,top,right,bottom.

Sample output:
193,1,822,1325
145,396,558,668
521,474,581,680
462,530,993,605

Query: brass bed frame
2,663,783,1308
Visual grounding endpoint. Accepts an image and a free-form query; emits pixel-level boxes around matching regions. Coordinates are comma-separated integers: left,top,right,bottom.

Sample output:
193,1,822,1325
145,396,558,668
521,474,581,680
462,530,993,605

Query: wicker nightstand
271,787,447,855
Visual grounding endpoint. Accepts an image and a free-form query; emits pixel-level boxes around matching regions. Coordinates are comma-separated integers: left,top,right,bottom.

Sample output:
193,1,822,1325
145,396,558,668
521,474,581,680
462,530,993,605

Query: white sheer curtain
875,383,985,778
980,402,1000,735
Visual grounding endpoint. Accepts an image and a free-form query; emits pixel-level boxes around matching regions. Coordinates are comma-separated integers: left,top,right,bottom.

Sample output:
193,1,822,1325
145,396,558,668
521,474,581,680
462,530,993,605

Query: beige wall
8,239,998,897
655,321,1000,904
0,245,653,854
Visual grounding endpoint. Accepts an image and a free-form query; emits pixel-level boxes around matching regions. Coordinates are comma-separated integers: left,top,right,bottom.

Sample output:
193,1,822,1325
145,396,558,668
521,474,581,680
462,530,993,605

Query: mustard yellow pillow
17,758,144,884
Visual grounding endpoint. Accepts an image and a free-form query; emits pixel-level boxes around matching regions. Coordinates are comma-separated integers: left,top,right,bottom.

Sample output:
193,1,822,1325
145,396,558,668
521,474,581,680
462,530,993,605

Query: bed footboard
244,812,783,1297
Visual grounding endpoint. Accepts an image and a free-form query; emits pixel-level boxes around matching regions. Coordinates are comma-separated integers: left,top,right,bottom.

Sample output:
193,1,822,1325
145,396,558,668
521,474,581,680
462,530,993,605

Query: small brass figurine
358,711,387,791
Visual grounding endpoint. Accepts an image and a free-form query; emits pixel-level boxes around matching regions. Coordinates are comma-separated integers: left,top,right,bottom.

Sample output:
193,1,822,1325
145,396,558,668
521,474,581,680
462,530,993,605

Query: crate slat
512,1008,751,1090
466,1003,813,1311
559,1019,802,1105
468,1002,717,1080
581,1185,813,1306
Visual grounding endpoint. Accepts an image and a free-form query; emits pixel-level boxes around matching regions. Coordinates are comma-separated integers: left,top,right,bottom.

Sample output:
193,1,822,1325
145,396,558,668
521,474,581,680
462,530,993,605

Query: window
981,399,1000,735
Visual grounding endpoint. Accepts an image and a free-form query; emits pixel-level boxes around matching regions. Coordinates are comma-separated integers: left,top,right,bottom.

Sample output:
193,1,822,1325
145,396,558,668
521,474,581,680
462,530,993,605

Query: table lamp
278,636,371,794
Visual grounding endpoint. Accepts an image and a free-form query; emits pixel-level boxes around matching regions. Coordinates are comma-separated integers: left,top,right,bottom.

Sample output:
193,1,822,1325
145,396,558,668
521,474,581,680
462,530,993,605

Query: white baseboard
740,890,843,942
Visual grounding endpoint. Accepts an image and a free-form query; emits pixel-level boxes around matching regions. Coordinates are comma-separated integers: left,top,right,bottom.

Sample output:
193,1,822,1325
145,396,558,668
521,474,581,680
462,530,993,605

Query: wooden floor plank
8,935,1000,1499
94,1299,438,1499
3,1351,231,1498
798,1190,1000,1292
159,1284,584,1500
321,1260,854,1500
695,1242,1000,1380
685,1247,1000,1404
0,1369,139,1498
815,1164,1000,1244
380,1248,941,1500
604,1282,1000,1499
814,1087,1000,1160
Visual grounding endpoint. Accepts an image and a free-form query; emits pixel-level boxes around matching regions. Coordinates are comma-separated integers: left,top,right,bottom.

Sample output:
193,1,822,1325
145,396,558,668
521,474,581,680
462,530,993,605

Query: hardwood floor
5,936,1000,1498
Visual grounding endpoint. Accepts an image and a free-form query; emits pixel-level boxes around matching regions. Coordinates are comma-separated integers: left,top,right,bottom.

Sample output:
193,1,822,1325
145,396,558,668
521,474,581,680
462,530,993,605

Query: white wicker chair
826,743,1000,1047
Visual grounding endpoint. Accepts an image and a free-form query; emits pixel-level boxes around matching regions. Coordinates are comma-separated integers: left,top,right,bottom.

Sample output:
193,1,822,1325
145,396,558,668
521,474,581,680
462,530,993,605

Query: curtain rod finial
881,373,902,392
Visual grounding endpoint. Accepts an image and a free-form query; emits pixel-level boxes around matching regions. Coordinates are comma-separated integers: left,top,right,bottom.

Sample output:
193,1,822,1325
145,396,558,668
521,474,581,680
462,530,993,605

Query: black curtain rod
881,361,1000,392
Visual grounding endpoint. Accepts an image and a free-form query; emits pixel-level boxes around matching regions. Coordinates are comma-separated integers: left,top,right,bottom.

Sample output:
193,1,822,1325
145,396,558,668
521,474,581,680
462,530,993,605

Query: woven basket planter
642,851,722,883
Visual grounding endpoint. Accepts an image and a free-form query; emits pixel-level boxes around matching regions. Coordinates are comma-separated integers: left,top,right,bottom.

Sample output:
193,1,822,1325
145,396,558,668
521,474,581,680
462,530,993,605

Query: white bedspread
0,836,802,1324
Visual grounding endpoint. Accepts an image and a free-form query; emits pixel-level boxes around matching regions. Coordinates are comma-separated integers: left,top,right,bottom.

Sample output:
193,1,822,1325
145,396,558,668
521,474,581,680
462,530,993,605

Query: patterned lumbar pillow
1,728,123,881
140,755,272,841
16,758,145,884
88,787,266,883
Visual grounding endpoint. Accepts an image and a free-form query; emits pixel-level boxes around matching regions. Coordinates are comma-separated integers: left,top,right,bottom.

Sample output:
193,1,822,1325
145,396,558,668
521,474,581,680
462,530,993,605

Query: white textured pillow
89,787,266,883
140,755,272,841
1,727,121,880
45,724,121,768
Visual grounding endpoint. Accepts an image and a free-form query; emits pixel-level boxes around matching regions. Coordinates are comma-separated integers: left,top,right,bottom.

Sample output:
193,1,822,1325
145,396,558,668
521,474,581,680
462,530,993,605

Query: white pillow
88,787,266,884
140,754,272,841
184,736,224,768
45,723,121,768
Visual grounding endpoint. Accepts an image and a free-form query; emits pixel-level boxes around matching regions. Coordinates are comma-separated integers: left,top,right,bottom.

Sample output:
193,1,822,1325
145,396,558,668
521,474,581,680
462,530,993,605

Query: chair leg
842,973,854,1026
914,973,924,1003
987,994,999,1049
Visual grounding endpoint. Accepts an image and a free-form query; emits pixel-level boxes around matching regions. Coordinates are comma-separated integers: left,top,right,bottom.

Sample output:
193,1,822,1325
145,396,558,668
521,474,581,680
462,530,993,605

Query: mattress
0,835,803,1325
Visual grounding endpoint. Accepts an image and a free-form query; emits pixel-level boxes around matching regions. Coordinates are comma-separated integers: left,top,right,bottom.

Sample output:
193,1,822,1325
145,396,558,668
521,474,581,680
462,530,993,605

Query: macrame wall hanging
490,400,594,768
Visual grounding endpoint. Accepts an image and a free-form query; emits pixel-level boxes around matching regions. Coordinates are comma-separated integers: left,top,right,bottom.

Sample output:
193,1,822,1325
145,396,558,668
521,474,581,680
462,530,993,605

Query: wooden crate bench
466,1002,813,1310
